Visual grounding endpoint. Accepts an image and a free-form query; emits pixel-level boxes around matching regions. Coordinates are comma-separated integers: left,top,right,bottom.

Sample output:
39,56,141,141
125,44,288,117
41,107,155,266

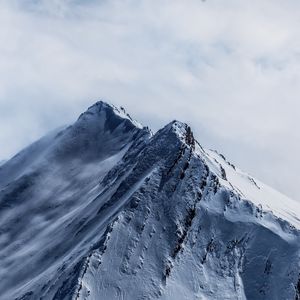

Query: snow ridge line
163,158,211,283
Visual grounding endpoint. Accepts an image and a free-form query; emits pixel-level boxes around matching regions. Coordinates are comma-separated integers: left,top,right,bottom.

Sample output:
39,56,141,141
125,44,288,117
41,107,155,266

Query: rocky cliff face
0,101,299,300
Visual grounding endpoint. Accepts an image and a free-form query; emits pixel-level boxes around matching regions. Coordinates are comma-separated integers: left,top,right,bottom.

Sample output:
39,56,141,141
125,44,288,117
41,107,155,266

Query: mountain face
0,101,299,300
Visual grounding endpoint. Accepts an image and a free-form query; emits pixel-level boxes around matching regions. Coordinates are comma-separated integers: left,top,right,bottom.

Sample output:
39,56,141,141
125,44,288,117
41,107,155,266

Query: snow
0,101,299,300
202,148,300,229
87,101,144,129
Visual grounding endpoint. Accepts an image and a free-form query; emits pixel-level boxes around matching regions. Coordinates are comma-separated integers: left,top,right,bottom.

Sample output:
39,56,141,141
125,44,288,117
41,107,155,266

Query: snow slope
0,101,299,300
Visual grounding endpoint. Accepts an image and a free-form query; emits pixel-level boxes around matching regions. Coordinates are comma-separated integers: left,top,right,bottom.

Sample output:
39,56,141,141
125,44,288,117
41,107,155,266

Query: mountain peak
1,101,300,300
161,120,195,149
83,100,143,130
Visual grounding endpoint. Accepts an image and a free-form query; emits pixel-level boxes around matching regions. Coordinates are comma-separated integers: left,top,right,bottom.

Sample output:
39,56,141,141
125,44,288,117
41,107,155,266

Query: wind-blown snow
202,148,300,229
0,101,299,300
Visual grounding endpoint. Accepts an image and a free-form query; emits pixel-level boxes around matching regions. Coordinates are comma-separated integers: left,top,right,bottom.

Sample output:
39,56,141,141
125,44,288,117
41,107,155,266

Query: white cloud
0,0,300,200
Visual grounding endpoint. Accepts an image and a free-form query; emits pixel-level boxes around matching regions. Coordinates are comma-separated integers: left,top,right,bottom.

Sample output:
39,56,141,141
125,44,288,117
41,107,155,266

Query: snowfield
0,101,299,300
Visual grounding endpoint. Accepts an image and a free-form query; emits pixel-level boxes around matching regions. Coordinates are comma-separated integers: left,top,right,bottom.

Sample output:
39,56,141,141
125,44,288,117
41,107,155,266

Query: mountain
0,101,299,300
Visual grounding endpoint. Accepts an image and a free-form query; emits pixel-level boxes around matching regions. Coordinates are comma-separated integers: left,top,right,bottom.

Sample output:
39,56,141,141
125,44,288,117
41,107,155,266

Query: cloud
0,0,300,200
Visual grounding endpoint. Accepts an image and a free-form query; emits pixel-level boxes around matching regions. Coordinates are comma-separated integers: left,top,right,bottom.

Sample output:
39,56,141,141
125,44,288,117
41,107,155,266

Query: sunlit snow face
0,0,300,201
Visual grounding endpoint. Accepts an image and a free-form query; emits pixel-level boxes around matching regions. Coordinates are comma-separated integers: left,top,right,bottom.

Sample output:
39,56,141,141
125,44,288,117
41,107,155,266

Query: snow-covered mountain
0,101,299,300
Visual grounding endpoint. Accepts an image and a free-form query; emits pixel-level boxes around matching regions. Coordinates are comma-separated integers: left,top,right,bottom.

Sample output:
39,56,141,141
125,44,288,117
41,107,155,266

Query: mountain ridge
0,101,299,300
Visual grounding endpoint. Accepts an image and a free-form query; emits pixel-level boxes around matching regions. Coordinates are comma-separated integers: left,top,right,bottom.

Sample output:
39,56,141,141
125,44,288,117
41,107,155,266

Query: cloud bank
0,0,300,200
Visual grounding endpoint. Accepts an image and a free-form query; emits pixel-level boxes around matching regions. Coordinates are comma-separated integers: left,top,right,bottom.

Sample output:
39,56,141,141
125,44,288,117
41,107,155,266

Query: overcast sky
0,0,299,201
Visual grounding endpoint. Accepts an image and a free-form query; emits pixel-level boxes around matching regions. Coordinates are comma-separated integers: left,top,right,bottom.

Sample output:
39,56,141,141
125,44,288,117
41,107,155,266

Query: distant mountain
0,101,299,300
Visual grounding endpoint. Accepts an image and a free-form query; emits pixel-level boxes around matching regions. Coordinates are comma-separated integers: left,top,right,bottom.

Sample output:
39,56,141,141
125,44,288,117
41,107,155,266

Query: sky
0,0,300,201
